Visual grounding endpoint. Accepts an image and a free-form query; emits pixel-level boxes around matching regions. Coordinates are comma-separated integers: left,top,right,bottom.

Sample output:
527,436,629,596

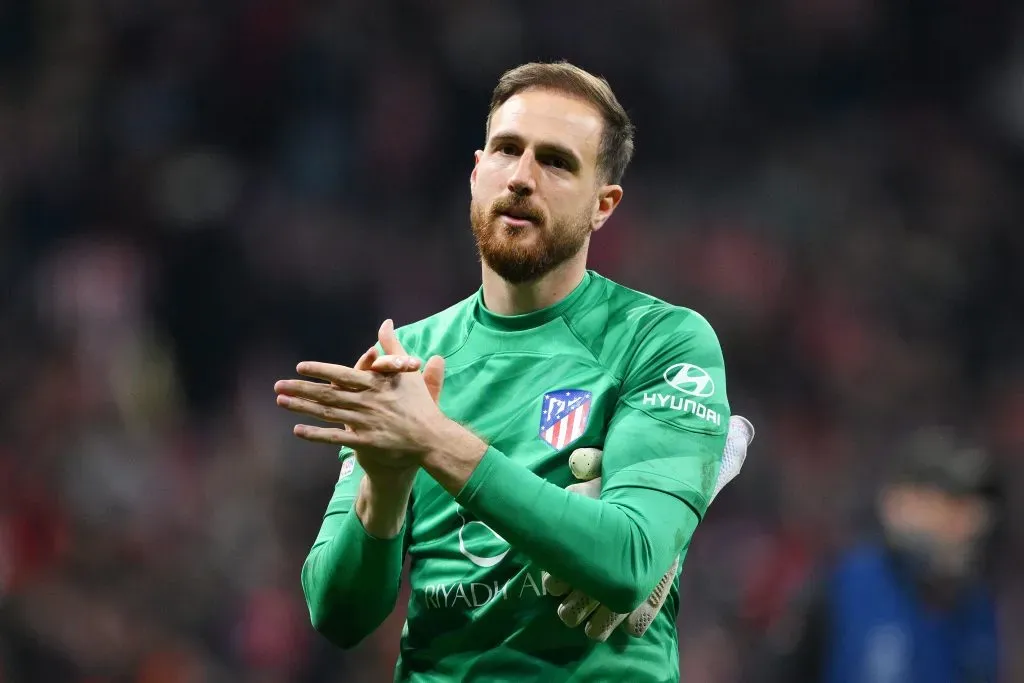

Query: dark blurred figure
758,428,1001,683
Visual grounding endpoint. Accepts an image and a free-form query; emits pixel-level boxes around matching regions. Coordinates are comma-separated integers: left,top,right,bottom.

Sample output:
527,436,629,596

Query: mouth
498,215,535,230
496,207,541,228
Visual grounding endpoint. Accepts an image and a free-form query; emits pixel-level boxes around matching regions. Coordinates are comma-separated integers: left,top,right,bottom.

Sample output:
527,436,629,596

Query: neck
481,250,589,316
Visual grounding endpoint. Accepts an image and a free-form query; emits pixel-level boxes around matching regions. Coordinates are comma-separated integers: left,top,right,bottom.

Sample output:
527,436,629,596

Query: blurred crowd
1,1,1022,681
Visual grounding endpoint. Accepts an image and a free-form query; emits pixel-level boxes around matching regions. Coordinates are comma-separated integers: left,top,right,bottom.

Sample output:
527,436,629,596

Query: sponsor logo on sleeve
639,363,721,426
663,363,715,397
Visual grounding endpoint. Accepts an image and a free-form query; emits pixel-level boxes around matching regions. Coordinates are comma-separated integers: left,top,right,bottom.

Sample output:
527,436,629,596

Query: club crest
539,389,592,449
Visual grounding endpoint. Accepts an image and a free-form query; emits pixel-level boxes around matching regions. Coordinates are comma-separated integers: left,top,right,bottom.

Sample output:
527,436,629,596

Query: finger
276,394,365,425
565,478,601,499
295,362,375,390
625,556,679,637
378,319,408,357
625,602,657,637
293,425,363,446
541,572,572,597
568,448,602,481
370,355,422,373
275,380,365,408
354,346,380,372
584,606,628,642
557,591,600,628
423,355,446,403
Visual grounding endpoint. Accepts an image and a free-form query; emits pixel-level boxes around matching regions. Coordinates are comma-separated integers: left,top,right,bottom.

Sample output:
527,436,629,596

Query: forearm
301,475,410,648
426,437,696,613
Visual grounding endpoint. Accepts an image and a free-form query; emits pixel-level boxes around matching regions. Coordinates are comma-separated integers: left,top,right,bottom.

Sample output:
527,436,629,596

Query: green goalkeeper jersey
302,271,730,682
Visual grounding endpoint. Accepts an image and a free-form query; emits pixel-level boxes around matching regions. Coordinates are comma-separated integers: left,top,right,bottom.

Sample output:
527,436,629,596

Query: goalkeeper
275,60,751,682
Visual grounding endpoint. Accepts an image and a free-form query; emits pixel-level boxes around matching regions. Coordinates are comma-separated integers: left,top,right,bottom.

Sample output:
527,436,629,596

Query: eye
497,144,519,156
543,156,569,170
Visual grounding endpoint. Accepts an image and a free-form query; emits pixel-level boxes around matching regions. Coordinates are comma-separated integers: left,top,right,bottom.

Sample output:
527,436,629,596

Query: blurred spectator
754,428,1002,683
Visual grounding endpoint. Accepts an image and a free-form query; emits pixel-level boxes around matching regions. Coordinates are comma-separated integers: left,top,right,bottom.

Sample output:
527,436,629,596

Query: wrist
419,418,489,497
359,457,418,487
354,447,419,482
355,470,415,540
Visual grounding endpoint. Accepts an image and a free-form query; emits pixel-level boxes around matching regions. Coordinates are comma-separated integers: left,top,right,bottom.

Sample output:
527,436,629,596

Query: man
274,61,747,681
759,427,1001,683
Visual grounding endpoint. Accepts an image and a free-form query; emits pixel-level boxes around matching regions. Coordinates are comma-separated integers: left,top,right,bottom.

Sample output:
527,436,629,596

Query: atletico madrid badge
539,389,592,450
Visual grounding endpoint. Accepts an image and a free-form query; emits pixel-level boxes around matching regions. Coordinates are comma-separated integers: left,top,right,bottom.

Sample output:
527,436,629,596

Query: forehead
488,89,604,163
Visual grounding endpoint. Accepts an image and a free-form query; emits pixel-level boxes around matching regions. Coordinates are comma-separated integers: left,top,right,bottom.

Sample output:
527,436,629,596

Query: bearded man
274,61,753,683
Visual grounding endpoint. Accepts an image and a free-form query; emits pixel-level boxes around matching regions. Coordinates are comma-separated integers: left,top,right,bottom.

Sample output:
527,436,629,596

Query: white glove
541,415,755,641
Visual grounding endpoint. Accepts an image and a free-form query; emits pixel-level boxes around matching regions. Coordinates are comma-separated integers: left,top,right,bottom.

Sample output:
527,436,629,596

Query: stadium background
0,1,1022,681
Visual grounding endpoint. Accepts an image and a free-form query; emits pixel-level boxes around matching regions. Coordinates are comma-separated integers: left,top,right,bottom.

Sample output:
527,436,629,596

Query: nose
507,151,537,196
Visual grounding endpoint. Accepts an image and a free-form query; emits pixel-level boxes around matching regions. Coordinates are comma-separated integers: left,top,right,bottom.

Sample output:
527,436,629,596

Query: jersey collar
474,270,595,332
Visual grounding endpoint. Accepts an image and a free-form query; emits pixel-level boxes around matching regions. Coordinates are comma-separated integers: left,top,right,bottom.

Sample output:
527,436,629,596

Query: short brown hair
487,61,635,185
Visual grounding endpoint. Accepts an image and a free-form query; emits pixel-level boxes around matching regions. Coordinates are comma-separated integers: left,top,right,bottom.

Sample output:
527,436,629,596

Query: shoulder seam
559,313,612,377
615,304,691,399
396,292,477,358
442,318,476,360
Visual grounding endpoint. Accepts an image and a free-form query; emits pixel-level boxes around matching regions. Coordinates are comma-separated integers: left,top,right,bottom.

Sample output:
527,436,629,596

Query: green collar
474,271,595,332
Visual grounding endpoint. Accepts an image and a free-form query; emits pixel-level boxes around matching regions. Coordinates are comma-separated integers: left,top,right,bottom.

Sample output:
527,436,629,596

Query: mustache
490,196,543,222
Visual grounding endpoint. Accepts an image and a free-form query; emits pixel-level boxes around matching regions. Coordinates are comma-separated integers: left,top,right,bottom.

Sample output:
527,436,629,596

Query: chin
485,260,550,285
479,243,551,285
497,220,544,241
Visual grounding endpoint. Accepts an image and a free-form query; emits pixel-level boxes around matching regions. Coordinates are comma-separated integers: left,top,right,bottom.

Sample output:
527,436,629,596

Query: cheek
554,194,592,220
470,172,493,199
475,159,510,188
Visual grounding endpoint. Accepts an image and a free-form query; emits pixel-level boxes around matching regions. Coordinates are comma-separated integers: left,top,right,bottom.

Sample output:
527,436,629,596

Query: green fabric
302,271,731,682
301,500,407,648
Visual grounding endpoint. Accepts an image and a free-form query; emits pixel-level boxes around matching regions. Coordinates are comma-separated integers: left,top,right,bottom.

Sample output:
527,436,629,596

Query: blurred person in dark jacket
760,427,1001,683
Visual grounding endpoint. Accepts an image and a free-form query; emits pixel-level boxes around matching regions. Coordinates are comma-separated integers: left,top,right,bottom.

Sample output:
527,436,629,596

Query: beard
470,195,592,285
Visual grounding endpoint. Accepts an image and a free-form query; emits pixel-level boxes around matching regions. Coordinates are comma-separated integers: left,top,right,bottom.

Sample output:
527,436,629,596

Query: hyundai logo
663,363,715,397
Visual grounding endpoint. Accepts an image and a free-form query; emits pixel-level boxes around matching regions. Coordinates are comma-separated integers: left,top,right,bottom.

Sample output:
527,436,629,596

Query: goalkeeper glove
541,415,755,641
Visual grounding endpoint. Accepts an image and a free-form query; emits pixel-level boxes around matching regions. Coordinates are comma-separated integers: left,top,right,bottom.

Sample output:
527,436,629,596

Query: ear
591,184,623,232
470,150,482,191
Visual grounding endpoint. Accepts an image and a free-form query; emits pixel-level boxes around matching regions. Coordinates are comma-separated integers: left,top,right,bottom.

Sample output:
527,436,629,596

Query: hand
274,320,449,466
357,326,446,477
541,415,755,641
363,340,447,479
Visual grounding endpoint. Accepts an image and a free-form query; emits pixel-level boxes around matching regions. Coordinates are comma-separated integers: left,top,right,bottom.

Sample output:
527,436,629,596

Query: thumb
378,319,408,357
423,355,446,403
353,346,379,372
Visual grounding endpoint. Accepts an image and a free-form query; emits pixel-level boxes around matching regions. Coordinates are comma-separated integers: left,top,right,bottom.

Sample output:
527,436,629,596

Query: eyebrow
488,131,583,170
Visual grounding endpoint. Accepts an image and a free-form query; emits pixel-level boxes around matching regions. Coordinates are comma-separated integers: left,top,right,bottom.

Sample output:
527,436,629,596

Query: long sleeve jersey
302,270,730,682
